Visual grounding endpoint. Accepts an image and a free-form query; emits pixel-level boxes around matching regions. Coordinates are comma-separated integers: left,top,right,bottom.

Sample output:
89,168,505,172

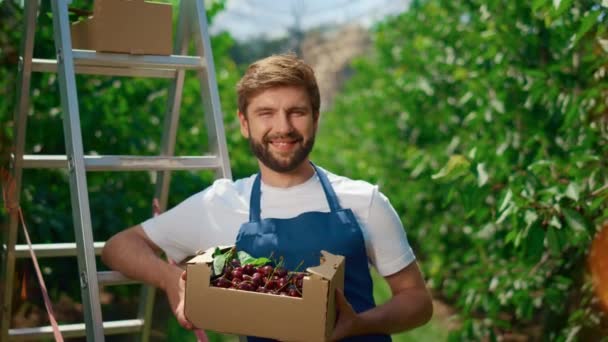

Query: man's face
238,86,318,173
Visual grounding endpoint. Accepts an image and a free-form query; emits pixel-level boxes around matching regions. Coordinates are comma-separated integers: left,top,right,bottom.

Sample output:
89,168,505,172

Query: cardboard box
185,248,345,341
70,0,173,55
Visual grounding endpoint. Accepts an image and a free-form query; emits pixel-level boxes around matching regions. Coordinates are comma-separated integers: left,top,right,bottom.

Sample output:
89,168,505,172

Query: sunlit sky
210,0,411,40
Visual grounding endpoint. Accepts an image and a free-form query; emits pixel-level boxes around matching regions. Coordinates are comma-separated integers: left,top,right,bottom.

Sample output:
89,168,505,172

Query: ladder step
15,242,105,258
32,49,205,77
8,319,144,340
73,49,204,69
97,271,140,286
32,59,177,78
22,155,222,171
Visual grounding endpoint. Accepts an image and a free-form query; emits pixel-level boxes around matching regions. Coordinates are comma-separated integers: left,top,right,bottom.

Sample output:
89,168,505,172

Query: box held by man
185,248,345,341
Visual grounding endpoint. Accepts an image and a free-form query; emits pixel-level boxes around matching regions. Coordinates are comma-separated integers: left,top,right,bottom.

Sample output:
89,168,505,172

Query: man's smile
269,139,299,152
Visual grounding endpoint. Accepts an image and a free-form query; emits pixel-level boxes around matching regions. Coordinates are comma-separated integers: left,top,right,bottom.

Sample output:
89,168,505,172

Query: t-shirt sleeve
365,186,416,276
141,190,208,263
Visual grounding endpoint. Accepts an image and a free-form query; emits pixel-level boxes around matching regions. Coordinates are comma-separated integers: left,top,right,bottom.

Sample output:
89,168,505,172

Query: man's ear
238,110,250,138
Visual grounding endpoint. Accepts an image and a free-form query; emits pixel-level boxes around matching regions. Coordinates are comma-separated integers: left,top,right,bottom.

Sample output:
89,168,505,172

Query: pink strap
2,170,64,341
152,198,208,342
18,209,64,342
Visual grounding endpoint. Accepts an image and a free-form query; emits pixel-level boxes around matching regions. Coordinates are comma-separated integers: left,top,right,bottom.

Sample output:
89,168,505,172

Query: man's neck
258,160,315,188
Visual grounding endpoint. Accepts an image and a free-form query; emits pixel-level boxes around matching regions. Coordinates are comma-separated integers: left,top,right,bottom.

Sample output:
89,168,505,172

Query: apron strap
249,162,342,222
311,162,342,212
249,174,262,222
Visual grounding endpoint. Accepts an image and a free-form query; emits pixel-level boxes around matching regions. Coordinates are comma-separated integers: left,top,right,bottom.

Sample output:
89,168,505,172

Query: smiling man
240,86,317,179
102,54,433,341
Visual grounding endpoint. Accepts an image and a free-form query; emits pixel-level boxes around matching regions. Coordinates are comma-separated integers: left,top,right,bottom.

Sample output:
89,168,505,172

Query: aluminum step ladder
1,0,232,340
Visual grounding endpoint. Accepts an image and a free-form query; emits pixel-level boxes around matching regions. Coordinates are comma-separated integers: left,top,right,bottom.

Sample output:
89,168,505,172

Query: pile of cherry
211,258,308,297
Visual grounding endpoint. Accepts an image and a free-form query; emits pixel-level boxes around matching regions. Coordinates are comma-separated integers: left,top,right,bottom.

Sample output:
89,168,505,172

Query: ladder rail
31,51,207,78
21,154,223,171
154,0,191,211
14,242,105,259
50,1,104,340
1,1,38,341
69,50,204,69
136,2,195,341
191,0,233,180
32,59,178,78
9,319,144,341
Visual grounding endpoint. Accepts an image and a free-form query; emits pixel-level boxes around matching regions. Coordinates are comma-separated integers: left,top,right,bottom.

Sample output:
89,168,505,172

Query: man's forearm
356,287,433,335
101,226,181,291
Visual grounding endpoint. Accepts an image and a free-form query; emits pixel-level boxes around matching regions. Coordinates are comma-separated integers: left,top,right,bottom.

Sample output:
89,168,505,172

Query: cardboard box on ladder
70,0,173,55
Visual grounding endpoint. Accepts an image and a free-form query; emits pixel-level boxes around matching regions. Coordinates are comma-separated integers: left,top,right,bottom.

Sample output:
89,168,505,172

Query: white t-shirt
142,167,415,276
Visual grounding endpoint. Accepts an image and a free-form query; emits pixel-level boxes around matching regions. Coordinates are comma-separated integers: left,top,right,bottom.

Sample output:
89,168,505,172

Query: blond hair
236,54,320,115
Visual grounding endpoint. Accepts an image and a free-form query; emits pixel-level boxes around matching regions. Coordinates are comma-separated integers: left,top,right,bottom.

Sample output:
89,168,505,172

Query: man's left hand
330,289,362,341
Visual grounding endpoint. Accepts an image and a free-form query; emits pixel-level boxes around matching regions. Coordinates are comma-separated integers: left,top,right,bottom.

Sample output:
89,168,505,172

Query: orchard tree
314,0,608,339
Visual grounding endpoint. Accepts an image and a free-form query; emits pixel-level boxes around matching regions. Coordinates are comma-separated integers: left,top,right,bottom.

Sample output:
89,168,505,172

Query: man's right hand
101,226,196,330
165,269,193,330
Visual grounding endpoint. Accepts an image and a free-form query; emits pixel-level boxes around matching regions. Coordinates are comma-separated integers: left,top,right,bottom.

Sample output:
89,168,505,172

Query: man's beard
248,130,315,173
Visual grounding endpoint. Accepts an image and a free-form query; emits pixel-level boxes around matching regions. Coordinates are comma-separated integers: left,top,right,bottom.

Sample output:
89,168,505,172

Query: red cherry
251,273,264,287
260,265,273,276
275,267,287,278
220,278,232,288
243,264,255,275
287,288,300,297
223,266,233,277
238,282,254,291
265,280,278,290
231,269,243,280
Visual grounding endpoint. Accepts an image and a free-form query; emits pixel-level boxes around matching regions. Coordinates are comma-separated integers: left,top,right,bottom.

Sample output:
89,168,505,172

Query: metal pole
50,1,104,340
191,0,232,180
137,2,191,341
154,0,190,210
1,1,39,341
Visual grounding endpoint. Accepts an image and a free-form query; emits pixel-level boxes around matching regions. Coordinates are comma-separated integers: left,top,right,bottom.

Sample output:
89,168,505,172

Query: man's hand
165,270,194,330
329,262,433,340
101,226,199,330
330,289,362,341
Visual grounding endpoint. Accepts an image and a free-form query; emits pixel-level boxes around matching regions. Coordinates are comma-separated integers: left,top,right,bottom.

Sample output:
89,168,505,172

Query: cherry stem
292,260,305,273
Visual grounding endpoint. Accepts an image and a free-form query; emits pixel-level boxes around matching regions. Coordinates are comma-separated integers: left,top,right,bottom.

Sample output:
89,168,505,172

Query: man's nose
274,111,293,133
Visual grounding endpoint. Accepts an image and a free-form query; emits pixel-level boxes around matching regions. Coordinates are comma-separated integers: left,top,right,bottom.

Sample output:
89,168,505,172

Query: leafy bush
314,0,608,339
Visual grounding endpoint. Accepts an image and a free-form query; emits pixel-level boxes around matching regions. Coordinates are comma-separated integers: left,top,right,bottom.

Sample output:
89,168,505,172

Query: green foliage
236,251,271,268
314,0,608,339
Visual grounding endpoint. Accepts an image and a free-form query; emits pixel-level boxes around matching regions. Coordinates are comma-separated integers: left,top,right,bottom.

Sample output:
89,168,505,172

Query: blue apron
235,164,391,341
